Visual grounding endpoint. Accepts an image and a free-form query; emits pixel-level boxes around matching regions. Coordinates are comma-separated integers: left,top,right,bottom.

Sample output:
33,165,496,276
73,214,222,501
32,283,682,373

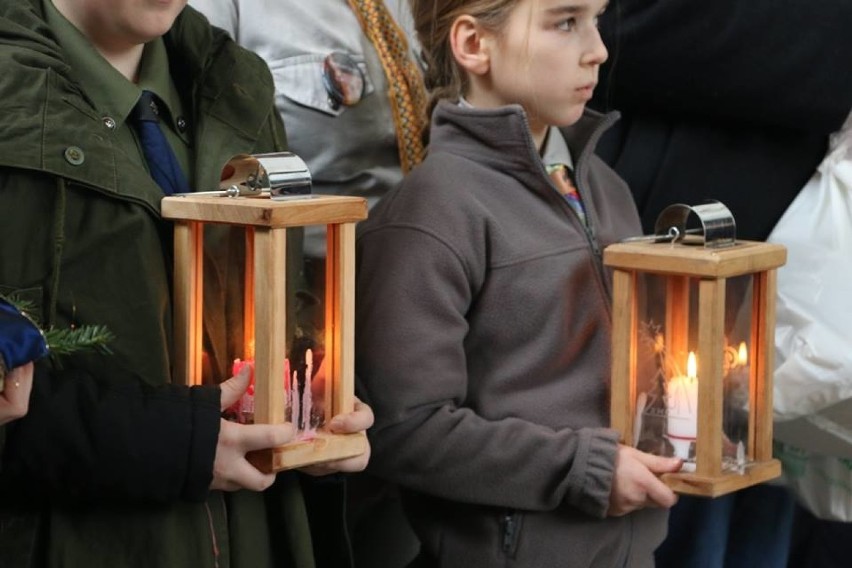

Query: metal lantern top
653,201,737,248
606,201,785,279
174,152,312,199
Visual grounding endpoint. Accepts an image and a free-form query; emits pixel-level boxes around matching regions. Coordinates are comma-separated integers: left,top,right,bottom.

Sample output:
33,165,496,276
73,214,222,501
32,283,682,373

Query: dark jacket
0,2,330,567
592,0,852,240
356,101,665,568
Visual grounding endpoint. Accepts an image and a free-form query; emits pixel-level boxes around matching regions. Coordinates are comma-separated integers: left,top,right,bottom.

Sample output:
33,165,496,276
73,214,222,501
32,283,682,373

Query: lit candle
667,351,698,460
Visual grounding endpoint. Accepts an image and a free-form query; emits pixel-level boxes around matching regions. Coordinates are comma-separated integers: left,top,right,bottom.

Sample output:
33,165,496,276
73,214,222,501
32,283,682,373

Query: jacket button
103,116,116,130
176,116,187,132
64,146,85,166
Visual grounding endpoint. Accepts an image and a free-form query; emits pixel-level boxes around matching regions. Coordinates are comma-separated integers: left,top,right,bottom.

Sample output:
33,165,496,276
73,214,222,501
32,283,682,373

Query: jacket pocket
269,53,374,117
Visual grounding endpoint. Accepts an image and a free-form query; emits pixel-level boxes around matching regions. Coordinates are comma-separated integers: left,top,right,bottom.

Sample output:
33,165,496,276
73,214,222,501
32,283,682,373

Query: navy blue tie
131,90,190,195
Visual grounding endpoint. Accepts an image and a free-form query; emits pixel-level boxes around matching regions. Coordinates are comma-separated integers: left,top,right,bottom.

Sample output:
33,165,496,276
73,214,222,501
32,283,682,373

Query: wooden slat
604,241,786,278
695,278,725,477
662,459,781,497
753,270,777,462
162,195,367,227
248,431,368,473
610,269,635,444
172,221,203,386
335,223,357,415
253,227,288,425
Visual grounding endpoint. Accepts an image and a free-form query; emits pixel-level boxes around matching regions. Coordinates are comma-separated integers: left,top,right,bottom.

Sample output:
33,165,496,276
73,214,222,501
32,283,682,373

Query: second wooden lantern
604,202,786,497
162,153,369,473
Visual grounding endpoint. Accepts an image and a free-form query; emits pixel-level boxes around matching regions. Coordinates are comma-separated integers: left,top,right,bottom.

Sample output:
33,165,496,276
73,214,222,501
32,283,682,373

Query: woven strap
547,163,587,225
348,0,428,173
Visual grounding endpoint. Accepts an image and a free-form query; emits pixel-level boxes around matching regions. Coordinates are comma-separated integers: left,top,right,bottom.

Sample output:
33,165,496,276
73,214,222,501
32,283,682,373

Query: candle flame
687,351,697,380
737,341,748,366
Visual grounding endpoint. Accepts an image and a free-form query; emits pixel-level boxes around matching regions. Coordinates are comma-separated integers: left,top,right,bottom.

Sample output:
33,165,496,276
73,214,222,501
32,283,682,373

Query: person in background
355,0,683,566
0,1,371,567
590,1,852,566
188,0,426,564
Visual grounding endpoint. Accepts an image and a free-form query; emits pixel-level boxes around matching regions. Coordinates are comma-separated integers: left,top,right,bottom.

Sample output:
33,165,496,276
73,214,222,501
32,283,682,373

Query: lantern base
661,458,781,498
247,430,368,473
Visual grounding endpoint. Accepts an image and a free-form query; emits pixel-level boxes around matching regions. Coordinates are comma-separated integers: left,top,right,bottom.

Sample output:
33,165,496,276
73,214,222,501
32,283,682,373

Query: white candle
667,351,698,460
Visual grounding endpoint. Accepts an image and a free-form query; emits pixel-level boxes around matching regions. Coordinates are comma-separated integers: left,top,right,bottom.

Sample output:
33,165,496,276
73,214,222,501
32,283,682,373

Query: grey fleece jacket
355,101,668,567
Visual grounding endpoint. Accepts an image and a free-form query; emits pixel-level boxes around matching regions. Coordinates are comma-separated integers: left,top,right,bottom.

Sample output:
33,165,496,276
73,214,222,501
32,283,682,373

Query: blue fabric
655,484,796,568
788,502,852,568
0,297,48,372
131,90,190,195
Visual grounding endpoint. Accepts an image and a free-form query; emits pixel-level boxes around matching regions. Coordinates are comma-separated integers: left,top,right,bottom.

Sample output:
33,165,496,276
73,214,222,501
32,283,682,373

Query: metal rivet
176,116,187,132
63,146,85,166
102,116,116,130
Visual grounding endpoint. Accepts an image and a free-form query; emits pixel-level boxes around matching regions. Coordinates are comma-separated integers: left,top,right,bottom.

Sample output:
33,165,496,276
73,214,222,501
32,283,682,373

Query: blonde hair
409,0,520,117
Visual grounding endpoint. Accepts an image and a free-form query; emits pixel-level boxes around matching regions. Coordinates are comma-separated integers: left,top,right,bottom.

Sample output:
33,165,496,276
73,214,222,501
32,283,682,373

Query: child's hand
298,397,373,476
0,362,33,425
607,444,681,516
211,367,297,492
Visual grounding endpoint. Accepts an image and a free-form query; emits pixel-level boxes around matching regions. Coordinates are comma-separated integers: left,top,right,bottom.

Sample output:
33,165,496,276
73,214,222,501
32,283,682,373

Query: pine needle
44,326,115,356
2,293,115,357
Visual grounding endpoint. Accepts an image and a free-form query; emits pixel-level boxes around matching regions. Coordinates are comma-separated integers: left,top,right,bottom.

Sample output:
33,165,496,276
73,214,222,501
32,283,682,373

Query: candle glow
737,341,748,366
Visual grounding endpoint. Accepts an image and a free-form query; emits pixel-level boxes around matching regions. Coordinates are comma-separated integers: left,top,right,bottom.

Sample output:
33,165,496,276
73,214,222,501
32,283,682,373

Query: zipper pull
501,511,520,554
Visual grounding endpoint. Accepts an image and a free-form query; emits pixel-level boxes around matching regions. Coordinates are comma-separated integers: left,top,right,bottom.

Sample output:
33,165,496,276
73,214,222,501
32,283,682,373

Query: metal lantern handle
174,152,312,200
623,201,737,248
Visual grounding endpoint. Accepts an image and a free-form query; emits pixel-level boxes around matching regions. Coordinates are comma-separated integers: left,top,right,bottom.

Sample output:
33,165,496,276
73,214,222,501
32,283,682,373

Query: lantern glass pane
632,272,695,460
722,274,754,469
198,225,330,438
289,237,330,438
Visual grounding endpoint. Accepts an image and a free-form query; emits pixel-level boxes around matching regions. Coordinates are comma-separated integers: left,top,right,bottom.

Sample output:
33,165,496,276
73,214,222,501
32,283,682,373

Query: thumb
636,451,683,475
220,365,251,411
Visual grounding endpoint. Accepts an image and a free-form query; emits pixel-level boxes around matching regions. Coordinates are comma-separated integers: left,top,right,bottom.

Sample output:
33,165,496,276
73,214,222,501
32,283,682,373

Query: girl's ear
450,15,490,76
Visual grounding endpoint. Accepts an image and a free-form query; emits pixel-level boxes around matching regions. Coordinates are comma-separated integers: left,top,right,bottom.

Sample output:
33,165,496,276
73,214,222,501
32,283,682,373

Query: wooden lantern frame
604,240,786,497
162,194,369,473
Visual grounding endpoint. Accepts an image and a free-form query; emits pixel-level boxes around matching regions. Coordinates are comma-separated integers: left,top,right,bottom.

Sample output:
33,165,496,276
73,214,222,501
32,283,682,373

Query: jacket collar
429,100,619,197
0,2,277,211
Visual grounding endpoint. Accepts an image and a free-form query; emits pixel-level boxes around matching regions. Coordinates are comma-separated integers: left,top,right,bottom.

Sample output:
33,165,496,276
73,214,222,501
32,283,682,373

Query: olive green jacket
0,2,338,567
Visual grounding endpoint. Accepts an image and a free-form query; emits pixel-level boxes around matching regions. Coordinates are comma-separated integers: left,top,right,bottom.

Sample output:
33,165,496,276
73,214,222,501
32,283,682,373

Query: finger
212,458,276,492
643,476,679,509
219,365,251,411
233,422,296,452
328,397,374,434
0,363,33,419
634,451,683,474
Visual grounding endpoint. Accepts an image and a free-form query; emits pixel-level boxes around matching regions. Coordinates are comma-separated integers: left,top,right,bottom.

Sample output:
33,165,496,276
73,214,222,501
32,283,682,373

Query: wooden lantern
162,184,368,473
604,203,786,497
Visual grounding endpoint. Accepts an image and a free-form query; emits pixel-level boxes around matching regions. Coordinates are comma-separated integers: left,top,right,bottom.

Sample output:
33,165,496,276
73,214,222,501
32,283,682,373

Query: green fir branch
44,325,115,357
1,293,114,357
